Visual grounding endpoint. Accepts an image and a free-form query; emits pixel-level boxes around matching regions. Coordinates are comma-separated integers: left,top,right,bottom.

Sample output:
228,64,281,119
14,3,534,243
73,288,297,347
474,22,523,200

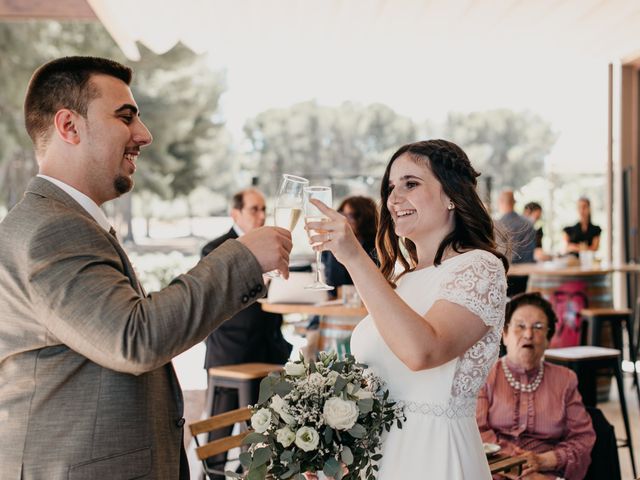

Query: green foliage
130,43,230,200
0,20,122,208
0,21,231,214
243,101,416,195
443,109,557,191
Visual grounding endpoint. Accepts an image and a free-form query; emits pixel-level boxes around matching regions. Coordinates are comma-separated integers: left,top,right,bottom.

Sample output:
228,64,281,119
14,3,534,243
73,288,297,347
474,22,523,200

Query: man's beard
114,175,133,196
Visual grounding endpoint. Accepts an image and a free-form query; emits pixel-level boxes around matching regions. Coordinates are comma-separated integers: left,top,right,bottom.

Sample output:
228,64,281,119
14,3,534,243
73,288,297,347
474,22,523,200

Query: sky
211,42,611,175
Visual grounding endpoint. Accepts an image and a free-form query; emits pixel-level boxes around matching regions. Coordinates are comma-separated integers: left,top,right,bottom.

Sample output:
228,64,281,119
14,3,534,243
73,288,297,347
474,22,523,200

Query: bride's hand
306,199,361,264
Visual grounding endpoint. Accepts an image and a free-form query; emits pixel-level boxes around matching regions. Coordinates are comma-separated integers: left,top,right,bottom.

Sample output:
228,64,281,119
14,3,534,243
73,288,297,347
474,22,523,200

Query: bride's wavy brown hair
377,139,509,286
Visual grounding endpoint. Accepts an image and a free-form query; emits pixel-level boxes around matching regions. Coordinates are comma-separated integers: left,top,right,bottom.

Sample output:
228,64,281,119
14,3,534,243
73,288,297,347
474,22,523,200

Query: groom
0,56,291,479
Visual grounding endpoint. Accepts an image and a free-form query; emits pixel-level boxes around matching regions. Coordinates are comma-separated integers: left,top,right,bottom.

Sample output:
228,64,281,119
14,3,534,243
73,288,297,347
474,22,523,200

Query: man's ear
53,109,81,145
230,208,241,223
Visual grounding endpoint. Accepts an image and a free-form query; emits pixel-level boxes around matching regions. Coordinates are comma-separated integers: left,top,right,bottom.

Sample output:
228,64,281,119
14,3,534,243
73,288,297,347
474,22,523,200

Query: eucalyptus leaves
228,352,404,480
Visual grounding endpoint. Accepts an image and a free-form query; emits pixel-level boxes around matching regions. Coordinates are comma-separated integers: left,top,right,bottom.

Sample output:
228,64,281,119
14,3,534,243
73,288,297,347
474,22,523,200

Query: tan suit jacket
0,177,265,479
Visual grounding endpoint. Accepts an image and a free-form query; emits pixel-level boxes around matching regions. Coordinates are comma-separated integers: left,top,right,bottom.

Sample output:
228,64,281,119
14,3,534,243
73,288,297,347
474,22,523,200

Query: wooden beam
0,0,96,20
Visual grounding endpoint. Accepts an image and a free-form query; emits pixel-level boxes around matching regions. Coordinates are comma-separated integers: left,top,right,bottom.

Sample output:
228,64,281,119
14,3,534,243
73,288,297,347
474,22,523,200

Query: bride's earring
447,201,455,211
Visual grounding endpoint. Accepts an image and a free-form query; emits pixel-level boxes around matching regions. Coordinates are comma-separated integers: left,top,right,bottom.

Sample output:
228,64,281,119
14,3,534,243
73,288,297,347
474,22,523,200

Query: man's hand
238,226,292,278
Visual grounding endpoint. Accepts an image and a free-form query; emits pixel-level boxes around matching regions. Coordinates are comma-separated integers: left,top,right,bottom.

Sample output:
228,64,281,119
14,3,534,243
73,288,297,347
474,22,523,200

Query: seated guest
201,188,292,479
321,195,378,297
563,196,601,257
476,292,595,480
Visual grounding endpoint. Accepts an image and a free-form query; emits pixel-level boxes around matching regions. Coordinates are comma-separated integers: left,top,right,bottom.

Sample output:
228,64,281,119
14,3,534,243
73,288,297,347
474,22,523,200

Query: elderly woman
476,292,596,480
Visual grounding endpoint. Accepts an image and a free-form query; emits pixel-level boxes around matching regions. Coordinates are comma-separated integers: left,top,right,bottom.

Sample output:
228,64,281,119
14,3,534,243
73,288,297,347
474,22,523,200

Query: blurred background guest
497,190,536,296
563,197,601,257
200,187,292,479
321,195,379,298
523,201,551,262
476,292,595,480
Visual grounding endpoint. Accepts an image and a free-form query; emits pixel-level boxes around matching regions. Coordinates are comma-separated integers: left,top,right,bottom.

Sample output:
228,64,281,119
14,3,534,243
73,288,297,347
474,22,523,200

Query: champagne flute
304,185,334,291
266,174,309,278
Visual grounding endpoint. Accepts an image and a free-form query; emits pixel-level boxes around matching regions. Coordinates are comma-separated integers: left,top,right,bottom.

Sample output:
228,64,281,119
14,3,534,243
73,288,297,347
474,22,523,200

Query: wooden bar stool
203,363,284,418
580,308,640,407
545,346,637,477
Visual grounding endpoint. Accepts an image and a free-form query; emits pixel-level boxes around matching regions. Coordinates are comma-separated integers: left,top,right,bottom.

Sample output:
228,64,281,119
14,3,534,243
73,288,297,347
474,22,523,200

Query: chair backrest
189,407,253,462
584,406,621,480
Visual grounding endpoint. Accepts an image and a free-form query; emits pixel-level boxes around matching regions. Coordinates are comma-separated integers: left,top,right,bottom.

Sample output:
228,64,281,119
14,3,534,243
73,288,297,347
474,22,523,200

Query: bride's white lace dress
351,250,507,479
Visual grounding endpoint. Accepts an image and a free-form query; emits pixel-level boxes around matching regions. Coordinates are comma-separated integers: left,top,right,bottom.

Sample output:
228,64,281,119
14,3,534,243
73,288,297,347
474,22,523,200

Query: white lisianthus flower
295,426,320,452
270,395,296,425
347,383,374,400
276,426,296,447
285,361,306,376
326,370,339,386
250,408,272,433
323,397,359,430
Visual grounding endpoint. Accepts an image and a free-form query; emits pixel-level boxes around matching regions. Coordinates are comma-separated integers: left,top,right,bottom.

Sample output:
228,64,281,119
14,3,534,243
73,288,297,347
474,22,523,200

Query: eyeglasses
243,206,267,215
511,322,548,335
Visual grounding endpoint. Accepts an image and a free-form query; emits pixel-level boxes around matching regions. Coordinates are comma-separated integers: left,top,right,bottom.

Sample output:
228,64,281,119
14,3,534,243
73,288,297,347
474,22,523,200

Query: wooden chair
204,363,284,419
189,407,253,478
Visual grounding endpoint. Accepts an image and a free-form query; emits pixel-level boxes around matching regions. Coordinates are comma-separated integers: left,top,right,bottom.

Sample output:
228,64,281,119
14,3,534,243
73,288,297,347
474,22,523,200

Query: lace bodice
350,249,507,418
438,250,507,411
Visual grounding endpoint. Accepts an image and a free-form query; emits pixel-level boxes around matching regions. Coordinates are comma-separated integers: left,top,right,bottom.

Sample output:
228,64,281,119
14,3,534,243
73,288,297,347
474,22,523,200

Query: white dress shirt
37,175,112,232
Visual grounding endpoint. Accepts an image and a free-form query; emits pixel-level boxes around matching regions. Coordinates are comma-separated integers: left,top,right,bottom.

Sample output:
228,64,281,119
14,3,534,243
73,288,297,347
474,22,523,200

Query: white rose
285,361,306,376
251,408,272,433
294,426,320,452
270,395,296,425
323,397,359,430
276,426,296,447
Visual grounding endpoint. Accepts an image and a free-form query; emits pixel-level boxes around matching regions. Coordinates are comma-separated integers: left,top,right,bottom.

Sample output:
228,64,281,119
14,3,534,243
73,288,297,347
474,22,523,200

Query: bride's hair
376,139,509,286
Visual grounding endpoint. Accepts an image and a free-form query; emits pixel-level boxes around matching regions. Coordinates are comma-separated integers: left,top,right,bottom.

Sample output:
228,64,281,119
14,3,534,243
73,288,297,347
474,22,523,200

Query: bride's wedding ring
327,232,332,241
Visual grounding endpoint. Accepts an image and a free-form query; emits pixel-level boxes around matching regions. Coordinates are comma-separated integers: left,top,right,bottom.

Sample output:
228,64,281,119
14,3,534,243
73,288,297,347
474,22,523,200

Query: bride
306,139,508,479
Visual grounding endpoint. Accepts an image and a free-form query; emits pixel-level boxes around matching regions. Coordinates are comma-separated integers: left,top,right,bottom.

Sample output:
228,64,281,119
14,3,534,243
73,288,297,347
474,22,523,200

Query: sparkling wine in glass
266,174,309,278
304,185,334,291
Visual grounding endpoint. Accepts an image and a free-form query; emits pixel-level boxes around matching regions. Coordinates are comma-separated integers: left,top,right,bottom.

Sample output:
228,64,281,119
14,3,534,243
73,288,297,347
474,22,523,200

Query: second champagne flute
304,185,334,291
266,174,309,278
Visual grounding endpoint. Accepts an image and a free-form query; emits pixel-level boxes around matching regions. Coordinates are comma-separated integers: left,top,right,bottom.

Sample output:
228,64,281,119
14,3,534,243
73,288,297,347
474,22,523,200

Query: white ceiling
86,0,640,173
88,0,640,63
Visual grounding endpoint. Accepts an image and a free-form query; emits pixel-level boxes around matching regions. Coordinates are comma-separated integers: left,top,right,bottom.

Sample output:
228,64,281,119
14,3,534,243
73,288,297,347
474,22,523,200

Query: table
261,300,367,355
488,453,526,475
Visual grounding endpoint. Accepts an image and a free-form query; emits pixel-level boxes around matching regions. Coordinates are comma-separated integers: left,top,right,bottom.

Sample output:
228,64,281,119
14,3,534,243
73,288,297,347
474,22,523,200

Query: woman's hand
519,450,557,477
302,463,349,480
305,199,362,265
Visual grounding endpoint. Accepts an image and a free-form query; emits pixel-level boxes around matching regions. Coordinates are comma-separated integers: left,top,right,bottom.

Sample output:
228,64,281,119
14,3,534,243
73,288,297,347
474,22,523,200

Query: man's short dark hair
231,188,262,211
523,201,542,213
24,56,132,153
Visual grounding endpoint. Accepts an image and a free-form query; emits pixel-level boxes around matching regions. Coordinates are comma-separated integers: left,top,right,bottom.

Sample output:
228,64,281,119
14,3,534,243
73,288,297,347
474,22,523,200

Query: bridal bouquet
228,351,404,480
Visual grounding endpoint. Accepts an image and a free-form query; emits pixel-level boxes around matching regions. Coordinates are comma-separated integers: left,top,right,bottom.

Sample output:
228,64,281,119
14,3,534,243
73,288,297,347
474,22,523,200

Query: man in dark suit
0,56,292,479
201,188,292,477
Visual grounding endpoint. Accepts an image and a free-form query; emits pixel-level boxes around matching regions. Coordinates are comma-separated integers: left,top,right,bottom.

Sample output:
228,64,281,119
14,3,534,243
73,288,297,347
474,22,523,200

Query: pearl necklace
501,357,544,393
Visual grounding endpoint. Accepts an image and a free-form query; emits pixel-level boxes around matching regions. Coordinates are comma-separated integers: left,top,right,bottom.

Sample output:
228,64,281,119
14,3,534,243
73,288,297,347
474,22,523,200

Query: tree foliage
443,109,557,191
0,21,230,217
243,101,416,195
0,20,122,208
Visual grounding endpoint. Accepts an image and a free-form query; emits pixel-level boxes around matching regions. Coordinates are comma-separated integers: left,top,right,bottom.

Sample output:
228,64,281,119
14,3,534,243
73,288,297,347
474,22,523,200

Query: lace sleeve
437,250,507,328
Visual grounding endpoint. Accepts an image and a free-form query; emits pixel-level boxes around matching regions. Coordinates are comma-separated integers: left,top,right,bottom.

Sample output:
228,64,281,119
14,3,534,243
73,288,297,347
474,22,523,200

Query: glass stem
315,251,322,283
